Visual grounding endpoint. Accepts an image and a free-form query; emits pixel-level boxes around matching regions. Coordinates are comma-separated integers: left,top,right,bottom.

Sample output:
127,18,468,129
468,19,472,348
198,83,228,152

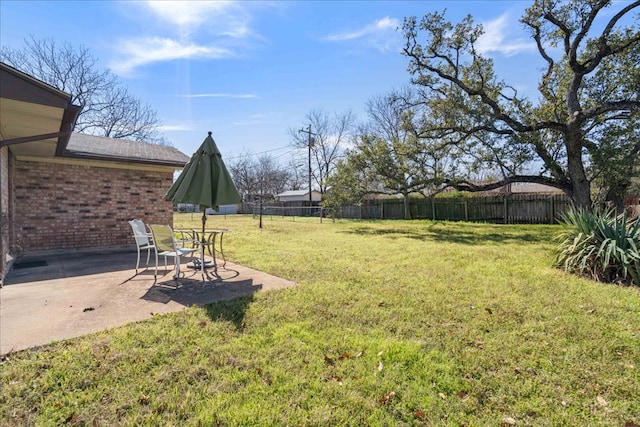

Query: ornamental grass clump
554,208,640,286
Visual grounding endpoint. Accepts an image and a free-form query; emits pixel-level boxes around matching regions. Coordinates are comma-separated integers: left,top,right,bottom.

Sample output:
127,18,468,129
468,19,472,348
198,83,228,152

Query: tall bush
554,209,640,286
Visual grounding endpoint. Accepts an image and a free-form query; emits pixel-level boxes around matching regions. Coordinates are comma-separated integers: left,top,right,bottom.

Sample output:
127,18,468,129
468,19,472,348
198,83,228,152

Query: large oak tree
402,0,640,209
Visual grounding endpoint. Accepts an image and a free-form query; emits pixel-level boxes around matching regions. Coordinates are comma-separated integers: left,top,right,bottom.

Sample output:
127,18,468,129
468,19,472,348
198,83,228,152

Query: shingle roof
64,133,189,167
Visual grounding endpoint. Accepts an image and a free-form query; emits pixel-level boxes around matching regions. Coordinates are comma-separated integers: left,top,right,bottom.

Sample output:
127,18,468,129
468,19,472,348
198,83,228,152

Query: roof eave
55,104,82,156
0,62,80,151
61,151,188,168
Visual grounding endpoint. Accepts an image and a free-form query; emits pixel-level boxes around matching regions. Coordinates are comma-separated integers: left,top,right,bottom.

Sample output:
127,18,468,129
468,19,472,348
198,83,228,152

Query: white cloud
324,17,398,41
181,93,260,99
145,1,238,31
111,37,232,75
111,1,255,75
476,13,536,57
158,123,193,132
323,17,401,52
143,0,256,40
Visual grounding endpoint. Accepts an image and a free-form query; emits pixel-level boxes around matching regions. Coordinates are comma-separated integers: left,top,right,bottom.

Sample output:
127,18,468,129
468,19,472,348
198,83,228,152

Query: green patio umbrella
165,132,241,276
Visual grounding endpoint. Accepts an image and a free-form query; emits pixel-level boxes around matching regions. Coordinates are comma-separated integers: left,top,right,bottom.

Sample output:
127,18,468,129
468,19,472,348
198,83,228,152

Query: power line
226,145,295,160
272,148,298,161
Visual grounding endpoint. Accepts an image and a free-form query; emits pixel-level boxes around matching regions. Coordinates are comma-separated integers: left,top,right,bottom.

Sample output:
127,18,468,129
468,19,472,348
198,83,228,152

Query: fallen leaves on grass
413,410,427,419
380,391,395,405
63,413,78,424
596,395,608,407
327,374,343,384
324,350,363,366
338,352,352,360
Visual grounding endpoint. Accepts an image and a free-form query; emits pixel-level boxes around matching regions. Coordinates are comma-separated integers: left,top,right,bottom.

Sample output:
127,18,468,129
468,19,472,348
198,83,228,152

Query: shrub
554,208,640,286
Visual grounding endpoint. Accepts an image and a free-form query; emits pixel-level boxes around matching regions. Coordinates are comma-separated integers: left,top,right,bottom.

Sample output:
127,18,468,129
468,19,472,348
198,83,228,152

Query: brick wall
12,159,175,252
0,147,9,274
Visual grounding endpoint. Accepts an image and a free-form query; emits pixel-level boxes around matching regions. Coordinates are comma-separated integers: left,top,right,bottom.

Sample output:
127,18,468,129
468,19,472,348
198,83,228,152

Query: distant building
472,181,564,196
275,190,322,203
205,205,239,215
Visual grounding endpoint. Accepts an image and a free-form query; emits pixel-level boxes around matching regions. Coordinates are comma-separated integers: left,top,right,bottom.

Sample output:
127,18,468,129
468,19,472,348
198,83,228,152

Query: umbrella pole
201,209,206,280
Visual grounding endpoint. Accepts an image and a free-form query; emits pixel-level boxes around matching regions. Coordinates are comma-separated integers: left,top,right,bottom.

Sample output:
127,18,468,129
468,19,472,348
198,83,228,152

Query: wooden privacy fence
242,195,573,224
331,194,573,224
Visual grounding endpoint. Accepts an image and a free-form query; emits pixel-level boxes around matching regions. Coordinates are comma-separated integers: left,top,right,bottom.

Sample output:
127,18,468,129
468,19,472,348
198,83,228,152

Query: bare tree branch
1,36,166,144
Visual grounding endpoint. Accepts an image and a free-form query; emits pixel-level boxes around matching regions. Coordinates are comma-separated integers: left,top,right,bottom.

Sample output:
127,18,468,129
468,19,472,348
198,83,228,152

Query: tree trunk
565,129,592,210
403,194,412,220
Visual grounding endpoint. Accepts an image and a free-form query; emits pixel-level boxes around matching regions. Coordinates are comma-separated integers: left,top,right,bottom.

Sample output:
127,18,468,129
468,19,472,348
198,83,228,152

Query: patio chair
174,228,197,250
128,219,155,274
148,224,198,280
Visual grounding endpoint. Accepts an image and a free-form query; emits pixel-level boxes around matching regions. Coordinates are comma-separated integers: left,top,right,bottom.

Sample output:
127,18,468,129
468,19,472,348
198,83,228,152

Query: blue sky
2,1,549,161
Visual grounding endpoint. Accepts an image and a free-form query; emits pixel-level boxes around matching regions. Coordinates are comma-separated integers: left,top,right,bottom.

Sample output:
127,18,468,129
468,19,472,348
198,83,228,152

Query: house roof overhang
0,62,80,156
1,62,189,171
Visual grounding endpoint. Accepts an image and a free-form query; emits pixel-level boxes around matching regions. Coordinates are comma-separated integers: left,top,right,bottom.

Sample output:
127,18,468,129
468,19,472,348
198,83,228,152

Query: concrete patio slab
0,250,296,355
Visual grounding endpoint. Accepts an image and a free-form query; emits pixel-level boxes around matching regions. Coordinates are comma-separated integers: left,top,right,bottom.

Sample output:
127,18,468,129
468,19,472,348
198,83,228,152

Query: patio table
176,228,230,276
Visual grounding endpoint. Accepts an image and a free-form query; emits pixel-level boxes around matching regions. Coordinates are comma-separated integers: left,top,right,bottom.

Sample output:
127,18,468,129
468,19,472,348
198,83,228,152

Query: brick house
1,62,189,282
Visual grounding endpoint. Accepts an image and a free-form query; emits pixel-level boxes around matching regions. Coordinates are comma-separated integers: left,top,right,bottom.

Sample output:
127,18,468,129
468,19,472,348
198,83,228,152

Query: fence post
550,196,555,224
464,199,468,222
431,197,436,220
504,196,508,224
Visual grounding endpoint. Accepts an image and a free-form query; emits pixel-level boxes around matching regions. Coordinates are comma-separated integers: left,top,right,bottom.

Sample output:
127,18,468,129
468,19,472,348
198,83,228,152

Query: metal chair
128,219,155,274
148,224,197,280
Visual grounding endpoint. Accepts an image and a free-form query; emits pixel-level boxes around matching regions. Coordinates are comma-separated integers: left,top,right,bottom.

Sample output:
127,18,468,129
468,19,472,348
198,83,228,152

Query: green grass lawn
2,214,639,426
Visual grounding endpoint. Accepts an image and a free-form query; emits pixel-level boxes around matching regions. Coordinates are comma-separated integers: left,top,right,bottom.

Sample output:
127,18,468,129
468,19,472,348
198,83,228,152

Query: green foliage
589,117,640,210
323,153,371,208
327,89,449,219
554,209,640,286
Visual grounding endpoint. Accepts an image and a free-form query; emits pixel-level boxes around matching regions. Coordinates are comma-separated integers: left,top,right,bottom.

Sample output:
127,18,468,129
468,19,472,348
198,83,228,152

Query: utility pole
298,125,316,204
259,169,264,229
